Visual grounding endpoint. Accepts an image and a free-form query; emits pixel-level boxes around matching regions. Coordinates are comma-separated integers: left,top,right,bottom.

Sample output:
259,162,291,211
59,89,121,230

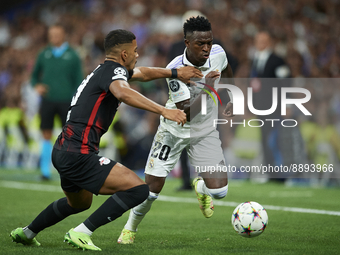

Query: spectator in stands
249,31,290,179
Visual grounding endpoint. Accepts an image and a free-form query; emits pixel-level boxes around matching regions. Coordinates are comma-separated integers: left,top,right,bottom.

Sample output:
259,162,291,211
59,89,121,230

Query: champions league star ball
231,201,268,238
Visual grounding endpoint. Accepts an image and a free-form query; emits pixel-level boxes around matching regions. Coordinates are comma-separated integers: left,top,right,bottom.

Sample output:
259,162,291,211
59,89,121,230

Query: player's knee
138,184,150,202
207,184,228,199
126,184,150,206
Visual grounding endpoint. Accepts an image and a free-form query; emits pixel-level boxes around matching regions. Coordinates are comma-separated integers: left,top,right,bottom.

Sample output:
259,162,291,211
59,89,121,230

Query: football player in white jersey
118,16,234,244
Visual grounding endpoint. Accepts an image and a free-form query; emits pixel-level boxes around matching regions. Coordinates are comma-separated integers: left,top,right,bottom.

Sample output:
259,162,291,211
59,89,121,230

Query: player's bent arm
175,86,212,121
110,80,186,125
221,63,234,80
220,64,235,117
130,66,202,83
176,97,201,122
176,71,220,121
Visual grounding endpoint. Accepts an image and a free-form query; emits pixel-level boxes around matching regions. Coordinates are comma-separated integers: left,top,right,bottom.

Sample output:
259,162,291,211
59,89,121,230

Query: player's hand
222,102,234,118
34,84,48,95
176,66,203,84
204,71,220,88
162,108,187,126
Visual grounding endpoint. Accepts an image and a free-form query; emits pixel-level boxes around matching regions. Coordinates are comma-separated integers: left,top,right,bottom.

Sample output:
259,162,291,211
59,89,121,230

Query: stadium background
0,0,340,186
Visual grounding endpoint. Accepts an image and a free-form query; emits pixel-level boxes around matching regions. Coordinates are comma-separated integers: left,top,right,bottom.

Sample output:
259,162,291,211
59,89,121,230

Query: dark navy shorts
40,99,70,130
52,148,117,195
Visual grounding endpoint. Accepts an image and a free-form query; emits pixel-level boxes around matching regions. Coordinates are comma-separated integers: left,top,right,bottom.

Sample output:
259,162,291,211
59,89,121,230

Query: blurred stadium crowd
0,0,340,184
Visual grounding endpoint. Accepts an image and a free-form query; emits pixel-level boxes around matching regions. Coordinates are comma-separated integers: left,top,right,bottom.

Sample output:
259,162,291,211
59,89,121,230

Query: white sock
207,185,229,199
196,179,211,196
124,209,144,232
124,192,158,232
73,223,93,236
23,226,37,239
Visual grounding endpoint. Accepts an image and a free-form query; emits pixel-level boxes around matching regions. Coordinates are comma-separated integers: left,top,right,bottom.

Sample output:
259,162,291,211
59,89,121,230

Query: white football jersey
160,44,228,138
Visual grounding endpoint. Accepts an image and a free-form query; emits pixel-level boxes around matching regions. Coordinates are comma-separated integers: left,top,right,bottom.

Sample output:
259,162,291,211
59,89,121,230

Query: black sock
28,197,88,233
84,184,149,232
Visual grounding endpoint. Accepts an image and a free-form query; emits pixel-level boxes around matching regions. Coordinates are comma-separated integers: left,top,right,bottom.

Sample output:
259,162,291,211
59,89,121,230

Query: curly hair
183,16,211,39
104,29,136,54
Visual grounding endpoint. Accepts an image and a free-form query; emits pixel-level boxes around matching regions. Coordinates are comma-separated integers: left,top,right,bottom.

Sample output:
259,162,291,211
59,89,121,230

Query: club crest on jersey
169,80,180,92
148,158,154,168
99,157,110,165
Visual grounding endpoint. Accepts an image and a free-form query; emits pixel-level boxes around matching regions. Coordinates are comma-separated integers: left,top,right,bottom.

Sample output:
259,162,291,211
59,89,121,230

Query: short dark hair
104,29,136,54
183,16,211,39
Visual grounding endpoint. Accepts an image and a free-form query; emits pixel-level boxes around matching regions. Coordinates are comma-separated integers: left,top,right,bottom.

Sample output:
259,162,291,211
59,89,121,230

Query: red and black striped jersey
54,61,133,154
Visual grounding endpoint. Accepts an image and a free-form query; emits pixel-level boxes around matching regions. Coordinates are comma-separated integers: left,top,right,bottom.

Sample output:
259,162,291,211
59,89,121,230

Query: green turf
1,169,340,254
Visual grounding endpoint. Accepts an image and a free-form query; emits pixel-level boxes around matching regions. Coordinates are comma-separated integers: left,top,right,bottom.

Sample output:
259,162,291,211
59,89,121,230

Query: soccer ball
231,201,268,238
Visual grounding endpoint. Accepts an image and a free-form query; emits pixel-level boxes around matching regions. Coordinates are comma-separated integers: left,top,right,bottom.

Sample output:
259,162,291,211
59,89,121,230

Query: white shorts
144,125,225,177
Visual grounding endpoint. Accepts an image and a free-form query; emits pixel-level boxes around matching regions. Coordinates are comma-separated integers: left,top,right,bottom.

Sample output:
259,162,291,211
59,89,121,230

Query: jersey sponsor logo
99,157,111,165
172,91,185,99
218,160,225,166
169,80,180,92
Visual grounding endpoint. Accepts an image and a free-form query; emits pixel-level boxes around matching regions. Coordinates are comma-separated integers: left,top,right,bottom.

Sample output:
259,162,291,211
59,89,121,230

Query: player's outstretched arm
130,66,202,83
110,80,186,126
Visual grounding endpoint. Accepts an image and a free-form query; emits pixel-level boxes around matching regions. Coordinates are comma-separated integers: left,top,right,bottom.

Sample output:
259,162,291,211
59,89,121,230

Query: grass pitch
1,169,339,254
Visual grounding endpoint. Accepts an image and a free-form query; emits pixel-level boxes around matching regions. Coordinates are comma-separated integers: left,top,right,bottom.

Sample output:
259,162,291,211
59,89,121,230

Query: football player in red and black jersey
10,29,202,251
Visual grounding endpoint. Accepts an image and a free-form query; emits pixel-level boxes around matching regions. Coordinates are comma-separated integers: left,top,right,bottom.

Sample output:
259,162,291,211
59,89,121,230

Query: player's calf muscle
65,191,93,209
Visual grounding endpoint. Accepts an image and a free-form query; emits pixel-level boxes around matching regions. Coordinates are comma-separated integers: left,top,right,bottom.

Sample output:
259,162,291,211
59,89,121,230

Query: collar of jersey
182,48,211,71
51,42,69,58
